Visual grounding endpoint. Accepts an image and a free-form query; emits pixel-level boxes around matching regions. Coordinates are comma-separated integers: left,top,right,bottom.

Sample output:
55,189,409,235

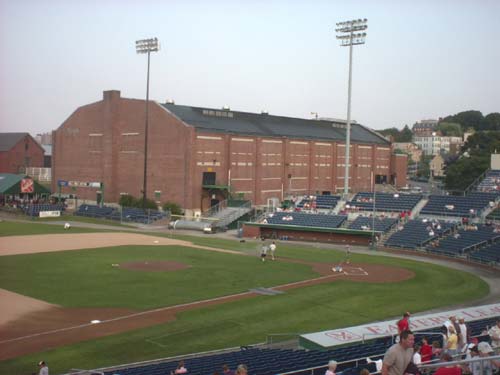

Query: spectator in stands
446,326,459,357
432,341,443,360
420,337,433,363
404,362,420,375
325,360,337,375
235,364,248,375
222,364,235,375
359,369,370,375
470,342,500,375
38,361,49,375
382,330,415,375
413,344,422,365
397,312,411,335
433,353,461,375
488,319,500,353
172,360,187,374
458,317,469,352
269,241,277,260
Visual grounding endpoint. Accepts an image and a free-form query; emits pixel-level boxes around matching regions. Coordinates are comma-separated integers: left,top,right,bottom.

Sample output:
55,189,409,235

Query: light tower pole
335,19,367,198
136,37,159,210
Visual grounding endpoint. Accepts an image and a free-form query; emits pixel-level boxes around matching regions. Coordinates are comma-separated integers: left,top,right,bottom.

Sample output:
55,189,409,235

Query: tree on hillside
399,125,413,142
444,131,500,191
436,122,462,137
441,110,484,131
483,113,500,131
379,125,412,142
378,127,400,140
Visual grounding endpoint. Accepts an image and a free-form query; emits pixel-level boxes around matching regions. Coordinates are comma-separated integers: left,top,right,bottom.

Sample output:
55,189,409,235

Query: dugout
242,222,380,245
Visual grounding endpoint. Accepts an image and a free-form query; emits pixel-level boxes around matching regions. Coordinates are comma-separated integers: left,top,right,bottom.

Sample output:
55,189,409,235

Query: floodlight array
136,38,159,54
335,18,368,46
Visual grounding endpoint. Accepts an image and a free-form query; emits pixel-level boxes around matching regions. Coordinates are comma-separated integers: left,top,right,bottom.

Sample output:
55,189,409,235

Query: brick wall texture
52,91,407,210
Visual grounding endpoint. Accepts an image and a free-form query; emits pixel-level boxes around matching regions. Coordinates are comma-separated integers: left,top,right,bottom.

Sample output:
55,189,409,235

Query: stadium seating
297,195,341,210
385,220,456,249
75,204,166,224
427,225,500,256
476,170,500,193
102,316,499,375
24,203,65,216
265,212,347,229
469,241,500,264
348,216,398,233
420,193,497,217
347,192,422,213
75,204,115,219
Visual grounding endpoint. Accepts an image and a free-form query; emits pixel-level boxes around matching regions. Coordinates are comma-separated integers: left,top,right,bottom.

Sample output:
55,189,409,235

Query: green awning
0,174,51,195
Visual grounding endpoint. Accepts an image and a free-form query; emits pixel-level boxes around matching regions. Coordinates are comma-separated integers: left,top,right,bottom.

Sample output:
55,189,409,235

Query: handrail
464,168,489,195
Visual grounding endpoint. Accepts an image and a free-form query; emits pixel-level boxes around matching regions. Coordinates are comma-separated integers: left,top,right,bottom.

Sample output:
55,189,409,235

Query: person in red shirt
397,312,411,335
420,337,433,363
433,353,461,375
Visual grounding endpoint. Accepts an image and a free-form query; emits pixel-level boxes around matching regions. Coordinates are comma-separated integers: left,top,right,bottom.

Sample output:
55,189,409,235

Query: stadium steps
412,197,428,217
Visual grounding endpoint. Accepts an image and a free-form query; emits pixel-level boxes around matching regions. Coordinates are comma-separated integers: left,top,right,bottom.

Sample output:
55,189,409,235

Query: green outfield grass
0,221,490,375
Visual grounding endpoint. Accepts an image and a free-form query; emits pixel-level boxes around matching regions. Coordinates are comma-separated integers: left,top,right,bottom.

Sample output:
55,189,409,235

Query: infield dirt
0,232,413,360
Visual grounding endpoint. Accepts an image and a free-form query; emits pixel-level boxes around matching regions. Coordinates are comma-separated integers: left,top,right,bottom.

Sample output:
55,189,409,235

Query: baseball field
0,220,490,374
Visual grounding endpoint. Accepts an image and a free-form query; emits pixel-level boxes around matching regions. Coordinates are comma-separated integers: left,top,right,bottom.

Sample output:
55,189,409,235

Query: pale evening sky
0,0,499,136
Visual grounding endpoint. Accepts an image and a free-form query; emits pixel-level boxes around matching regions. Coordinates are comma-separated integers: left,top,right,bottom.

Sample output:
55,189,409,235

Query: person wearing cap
470,342,500,375
488,319,500,353
325,360,337,375
38,361,49,375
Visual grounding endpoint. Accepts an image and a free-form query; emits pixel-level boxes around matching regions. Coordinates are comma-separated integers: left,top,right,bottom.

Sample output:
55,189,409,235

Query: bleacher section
265,212,347,229
75,204,166,224
385,219,456,249
23,203,65,216
469,242,500,264
297,195,340,210
348,216,398,233
102,316,499,375
75,204,114,219
420,192,498,217
427,225,500,256
477,169,500,193
347,192,422,213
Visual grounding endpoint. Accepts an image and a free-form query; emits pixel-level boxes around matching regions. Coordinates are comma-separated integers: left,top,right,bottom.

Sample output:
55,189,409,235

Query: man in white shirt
488,319,500,353
38,361,49,375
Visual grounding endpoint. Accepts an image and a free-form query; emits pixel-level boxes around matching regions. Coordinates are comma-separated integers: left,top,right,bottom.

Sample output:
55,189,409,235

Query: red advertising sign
21,178,34,193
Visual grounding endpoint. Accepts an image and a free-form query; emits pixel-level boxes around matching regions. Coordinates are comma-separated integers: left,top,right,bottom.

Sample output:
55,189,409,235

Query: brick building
0,133,45,174
52,90,407,213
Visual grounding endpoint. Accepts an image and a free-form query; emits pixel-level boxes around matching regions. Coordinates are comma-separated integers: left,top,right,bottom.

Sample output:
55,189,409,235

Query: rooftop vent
166,99,175,104
222,105,230,111
261,110,269,115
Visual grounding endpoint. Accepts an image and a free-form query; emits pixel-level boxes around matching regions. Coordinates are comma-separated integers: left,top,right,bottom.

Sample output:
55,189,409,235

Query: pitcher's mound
120,261,191,272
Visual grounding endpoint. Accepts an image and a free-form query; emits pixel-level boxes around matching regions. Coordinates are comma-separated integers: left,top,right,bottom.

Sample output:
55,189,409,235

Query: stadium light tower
335,19,367,198
136,37,159,210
